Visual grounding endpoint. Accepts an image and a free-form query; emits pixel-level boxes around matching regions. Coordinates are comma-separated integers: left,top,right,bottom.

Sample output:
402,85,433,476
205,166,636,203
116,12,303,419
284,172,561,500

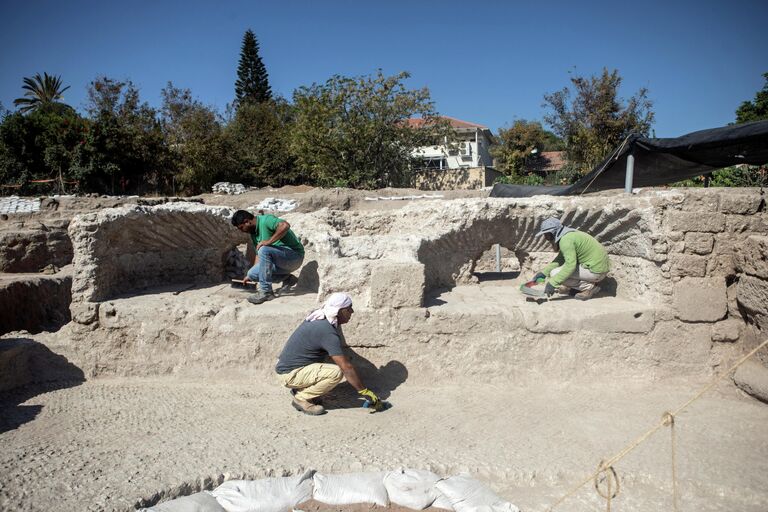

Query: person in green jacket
532,217,610,300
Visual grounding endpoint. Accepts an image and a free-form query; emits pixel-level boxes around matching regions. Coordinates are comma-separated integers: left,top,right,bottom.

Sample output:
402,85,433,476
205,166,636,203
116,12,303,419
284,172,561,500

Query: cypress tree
235,29,272,105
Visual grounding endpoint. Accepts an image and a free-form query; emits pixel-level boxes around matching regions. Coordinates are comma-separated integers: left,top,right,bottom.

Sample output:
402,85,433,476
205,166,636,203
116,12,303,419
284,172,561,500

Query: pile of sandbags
0,196,41,214
143,469,519,512
212,182,247,195
255,197,297,212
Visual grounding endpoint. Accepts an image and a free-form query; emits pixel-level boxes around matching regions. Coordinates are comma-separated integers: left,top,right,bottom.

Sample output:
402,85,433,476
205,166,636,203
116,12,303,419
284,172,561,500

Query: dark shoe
280,274,299,292
247,290,276,304
575,285,600,301
292,397,326,415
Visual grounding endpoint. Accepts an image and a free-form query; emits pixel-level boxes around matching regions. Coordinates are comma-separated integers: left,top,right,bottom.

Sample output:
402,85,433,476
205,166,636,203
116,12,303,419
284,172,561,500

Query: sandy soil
1,376,767,511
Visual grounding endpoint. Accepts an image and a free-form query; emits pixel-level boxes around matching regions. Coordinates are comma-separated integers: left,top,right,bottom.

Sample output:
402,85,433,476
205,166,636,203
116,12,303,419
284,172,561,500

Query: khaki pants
277,363,343,402
551,265,607,292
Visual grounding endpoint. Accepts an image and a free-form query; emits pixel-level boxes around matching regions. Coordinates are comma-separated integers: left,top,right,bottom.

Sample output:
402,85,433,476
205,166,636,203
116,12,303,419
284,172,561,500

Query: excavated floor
1,376,766,511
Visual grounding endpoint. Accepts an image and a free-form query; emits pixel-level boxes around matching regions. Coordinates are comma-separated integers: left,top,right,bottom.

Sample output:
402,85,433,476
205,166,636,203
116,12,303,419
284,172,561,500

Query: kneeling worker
276,292,382,415
533,217,610,300
231,209,304,305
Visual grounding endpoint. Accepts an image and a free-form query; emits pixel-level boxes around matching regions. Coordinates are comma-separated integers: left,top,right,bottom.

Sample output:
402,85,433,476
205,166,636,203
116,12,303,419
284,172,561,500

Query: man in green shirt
532,217,610,300
231,210,305,304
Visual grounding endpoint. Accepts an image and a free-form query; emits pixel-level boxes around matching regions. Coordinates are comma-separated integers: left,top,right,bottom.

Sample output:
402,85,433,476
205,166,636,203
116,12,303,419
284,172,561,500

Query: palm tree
13,72,71,113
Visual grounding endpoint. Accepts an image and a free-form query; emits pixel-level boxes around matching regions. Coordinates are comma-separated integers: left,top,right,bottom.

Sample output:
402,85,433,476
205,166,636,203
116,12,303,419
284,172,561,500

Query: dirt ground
1,375,767,511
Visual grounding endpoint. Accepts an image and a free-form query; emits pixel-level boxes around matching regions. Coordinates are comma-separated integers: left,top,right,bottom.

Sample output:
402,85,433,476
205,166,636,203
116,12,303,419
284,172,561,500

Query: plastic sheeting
143,469,519,512
490,119,768,198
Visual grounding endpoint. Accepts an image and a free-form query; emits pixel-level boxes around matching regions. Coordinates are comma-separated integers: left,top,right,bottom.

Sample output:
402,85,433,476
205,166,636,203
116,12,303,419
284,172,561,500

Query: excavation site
1,186,767,511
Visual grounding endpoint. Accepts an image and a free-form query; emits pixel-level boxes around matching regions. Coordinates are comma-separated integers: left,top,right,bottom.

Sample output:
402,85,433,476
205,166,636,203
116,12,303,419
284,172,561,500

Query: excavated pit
1,187,768,511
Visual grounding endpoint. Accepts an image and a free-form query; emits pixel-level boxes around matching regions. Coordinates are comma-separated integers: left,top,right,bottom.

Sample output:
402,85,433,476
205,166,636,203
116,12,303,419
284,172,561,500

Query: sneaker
247,290,276,304
280,274,299,292
574,285,601,301
292,397,326,416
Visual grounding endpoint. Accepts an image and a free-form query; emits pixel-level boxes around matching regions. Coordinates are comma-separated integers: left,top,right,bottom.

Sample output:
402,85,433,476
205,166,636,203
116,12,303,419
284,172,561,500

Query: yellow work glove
358,388,383,412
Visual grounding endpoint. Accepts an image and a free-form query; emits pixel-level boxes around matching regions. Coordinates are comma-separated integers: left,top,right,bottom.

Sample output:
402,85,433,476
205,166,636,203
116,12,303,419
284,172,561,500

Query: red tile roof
406,116,488,130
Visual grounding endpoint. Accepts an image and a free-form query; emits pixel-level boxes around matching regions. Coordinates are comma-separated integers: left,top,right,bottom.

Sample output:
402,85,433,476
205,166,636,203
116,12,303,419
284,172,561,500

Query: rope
546,337,768,512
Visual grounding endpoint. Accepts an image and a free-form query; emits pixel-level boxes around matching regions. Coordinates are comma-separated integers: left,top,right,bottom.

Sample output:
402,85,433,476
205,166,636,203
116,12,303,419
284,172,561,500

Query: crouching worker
275,292,382,416
533,217,610,300
231,209,304,305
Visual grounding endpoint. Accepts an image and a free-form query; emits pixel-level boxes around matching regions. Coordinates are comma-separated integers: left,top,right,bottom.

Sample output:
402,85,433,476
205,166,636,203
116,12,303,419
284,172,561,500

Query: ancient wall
0,272,72,335
0,219,72,272
44,188,765,384
68,203,243,324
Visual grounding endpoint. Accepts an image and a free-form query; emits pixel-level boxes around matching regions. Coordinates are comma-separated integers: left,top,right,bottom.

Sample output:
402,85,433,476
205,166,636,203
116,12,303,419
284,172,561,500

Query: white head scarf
305,292,353,326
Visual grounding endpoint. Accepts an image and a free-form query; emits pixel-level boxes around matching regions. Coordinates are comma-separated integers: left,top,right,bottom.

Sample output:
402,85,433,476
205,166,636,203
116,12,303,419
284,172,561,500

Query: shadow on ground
473,270,521,282
321,347,408,412
0,337,85,433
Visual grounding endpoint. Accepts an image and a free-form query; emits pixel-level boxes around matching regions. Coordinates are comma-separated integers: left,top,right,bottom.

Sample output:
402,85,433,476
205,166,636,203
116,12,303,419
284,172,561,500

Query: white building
408,116,495,170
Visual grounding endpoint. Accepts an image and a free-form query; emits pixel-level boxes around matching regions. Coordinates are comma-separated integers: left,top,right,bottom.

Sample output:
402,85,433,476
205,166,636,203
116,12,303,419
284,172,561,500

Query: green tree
161,82,232,194
492,119,562,181
235,29,272,105
290,70,447,188
225,98,297,186
75,76,171,194
735,72,768,124
0,103,87,193
13,73,71,114
544,68,654,178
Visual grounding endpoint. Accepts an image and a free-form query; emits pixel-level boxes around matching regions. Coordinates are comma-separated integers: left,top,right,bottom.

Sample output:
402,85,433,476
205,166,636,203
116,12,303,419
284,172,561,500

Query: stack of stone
212,182,247,195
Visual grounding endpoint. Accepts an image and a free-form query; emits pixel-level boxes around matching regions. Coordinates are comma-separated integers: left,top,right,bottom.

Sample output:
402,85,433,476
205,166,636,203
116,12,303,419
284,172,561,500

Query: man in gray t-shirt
276,292,382,416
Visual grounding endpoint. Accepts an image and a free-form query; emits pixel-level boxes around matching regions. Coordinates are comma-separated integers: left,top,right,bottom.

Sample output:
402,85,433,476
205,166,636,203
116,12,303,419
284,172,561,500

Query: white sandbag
435,475,520,512
211,471,314,512
383,468,442,510
145,491,225,512
431,490,454,510
312,471,389,507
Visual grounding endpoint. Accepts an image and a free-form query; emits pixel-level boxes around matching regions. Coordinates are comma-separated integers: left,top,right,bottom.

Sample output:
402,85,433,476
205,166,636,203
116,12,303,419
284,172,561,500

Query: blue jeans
247,246,304,292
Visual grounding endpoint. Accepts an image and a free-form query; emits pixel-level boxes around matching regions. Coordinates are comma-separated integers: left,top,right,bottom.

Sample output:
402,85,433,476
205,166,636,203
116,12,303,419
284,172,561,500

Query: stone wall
51,188,767,382
0,219,72,272
0,271,72,335
413,167,502,190
68,203,243,324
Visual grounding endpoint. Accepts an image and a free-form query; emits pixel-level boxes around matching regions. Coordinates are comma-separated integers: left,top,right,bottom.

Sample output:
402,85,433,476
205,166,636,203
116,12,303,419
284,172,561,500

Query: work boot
574,285,601,301
280,274,299,292
292,397,326,415
290,388,323,406
556,285,572,295
247,289,275,305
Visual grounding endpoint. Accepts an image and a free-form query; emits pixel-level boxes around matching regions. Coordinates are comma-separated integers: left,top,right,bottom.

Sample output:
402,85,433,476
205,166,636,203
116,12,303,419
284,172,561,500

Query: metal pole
495,244,501,272
624,154,635,194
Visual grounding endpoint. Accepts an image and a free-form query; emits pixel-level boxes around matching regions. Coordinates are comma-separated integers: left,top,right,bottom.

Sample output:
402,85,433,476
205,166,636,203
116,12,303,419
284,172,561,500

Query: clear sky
1,0,766,138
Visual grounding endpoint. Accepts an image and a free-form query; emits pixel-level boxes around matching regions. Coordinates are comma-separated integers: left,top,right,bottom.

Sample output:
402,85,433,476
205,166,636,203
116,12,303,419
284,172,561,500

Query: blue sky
1,0,766,137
